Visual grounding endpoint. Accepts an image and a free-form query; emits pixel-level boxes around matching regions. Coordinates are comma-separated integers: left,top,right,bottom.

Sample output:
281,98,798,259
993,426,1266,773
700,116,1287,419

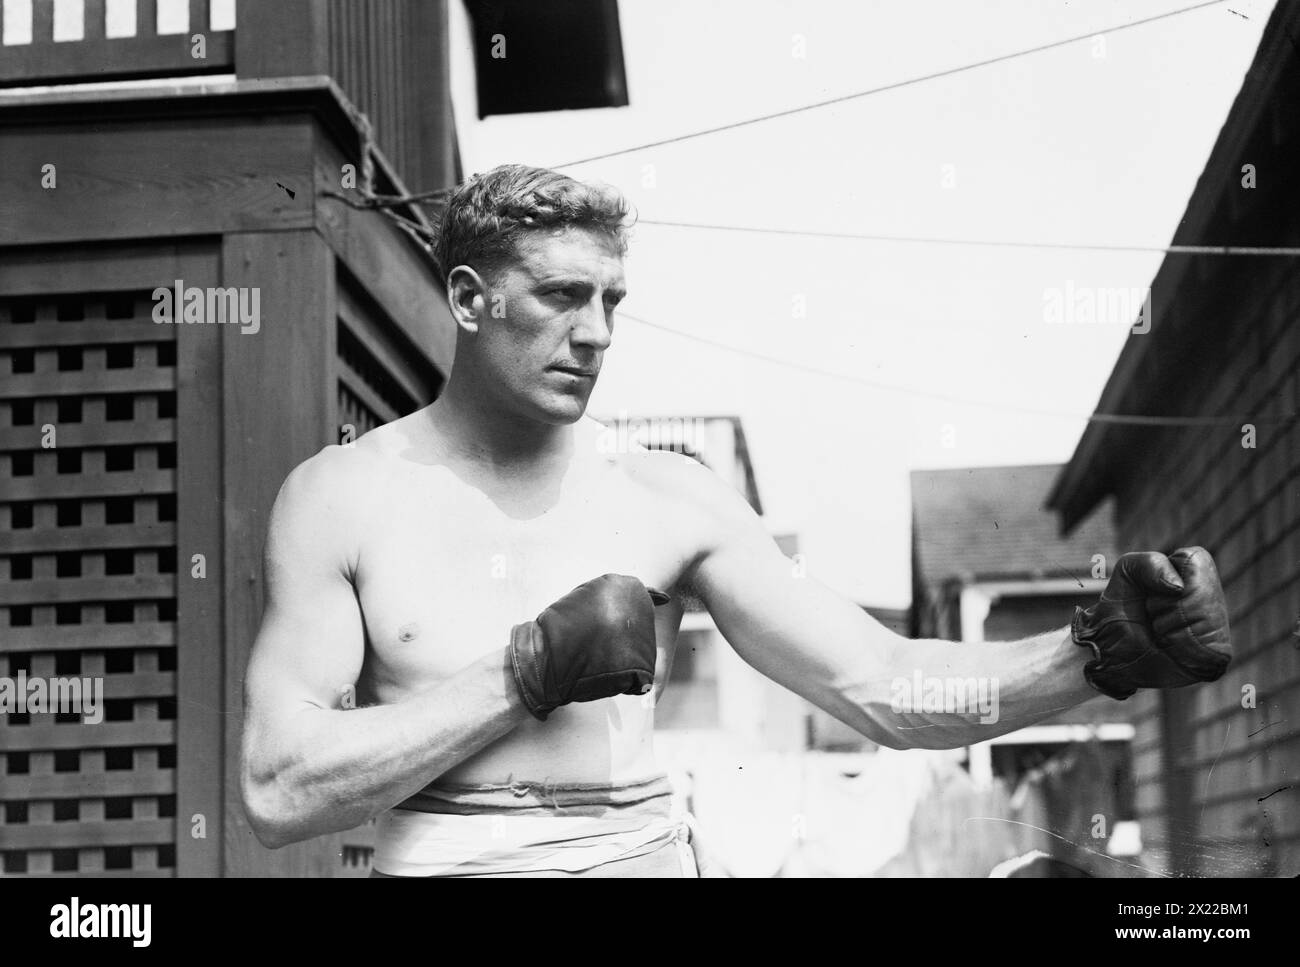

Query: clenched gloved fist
510,574,670,721
1072,546,1232,700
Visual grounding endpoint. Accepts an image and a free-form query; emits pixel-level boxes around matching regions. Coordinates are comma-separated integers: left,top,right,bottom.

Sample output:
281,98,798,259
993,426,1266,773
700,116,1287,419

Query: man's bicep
244,459,367,722
688,482,893,709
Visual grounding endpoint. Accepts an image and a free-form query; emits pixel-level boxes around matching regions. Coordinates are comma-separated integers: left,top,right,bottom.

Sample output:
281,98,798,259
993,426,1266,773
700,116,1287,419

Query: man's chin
530,392,591,426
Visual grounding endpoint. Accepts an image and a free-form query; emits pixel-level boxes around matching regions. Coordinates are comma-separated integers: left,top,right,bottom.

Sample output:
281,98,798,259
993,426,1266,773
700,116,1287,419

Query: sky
447,0,1275,608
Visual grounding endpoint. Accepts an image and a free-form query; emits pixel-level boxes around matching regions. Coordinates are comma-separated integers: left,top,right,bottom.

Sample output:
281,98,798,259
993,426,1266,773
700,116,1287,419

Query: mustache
549,360,601,374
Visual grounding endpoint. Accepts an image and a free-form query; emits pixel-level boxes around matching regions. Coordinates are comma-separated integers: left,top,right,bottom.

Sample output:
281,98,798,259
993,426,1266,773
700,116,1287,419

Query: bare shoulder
267,434,399,573
577,418,762,540
276,442,371,506
275,408,424,512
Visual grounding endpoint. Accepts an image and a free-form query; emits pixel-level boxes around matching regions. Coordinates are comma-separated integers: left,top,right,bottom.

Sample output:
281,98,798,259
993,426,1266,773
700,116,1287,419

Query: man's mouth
548,365,598,378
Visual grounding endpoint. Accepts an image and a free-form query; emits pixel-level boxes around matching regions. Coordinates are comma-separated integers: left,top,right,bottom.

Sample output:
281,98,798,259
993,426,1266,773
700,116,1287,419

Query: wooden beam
0,32,233,86
0,239,217,296
0,575,174,605
0,320,171,350
234,0,328,78
407,0,457,192
33,0,54,42
2,522,175,555
219,229,342,877
0,622,175,653
0,116,313,246
3,769,174,799
5,470,174,501
0,419,175,449
0,721,176,751
175,236,226,878
84,0,107,40
1,819,173,850
2,368,175,399
313,135,455,377
189,0,211,34
138,0,157,35
337,288,437,408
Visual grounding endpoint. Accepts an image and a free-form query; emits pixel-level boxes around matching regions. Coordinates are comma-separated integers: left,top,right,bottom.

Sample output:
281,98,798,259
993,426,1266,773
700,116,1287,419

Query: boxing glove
1072,546,1232,700
510,574,670,720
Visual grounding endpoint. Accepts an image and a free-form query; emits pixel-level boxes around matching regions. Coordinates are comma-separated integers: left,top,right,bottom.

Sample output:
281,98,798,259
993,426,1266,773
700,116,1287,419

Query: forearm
698,511,1229,754
836,626,1097,750
242,647,530,847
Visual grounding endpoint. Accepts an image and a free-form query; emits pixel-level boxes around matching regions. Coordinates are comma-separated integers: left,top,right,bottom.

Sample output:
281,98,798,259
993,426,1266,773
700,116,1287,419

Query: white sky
448,0,1275,608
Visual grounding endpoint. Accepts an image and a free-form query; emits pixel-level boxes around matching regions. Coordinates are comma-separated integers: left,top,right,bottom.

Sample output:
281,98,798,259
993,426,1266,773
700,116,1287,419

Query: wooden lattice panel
0,290,178,877
335,271,433,444
333,277,442,874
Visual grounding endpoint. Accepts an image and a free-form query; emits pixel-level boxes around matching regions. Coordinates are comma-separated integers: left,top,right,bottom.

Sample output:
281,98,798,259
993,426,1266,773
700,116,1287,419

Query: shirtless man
239,164,1233,877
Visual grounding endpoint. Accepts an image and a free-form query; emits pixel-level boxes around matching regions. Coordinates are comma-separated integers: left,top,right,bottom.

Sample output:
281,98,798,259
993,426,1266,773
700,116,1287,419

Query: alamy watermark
890,671,1000,725
597,410,710,455
50,898,151,947
0,672,103,725
152,280,260,334
1042,282,1152,334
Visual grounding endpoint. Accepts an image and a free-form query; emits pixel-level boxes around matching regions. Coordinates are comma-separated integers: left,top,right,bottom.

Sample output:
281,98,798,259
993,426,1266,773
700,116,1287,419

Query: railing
0,0,235,86
325,0,457,194
0,0,457,193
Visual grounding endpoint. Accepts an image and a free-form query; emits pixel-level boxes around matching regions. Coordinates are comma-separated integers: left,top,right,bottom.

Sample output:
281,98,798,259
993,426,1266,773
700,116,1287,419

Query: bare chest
353,466,691,697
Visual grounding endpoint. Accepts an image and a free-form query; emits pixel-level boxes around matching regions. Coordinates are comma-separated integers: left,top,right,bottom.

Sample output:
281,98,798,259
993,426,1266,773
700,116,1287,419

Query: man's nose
570,298,613,350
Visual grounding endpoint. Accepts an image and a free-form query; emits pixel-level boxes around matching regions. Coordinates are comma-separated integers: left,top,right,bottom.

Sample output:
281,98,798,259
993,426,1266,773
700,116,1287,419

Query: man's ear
447,265,488,335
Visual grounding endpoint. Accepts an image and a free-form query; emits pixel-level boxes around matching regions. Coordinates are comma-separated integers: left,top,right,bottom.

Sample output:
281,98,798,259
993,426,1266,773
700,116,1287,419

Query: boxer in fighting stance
239,165,1232,877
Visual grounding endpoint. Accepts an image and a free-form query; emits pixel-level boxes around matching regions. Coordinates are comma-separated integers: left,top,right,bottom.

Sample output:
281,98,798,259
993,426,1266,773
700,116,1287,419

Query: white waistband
373,806,692,877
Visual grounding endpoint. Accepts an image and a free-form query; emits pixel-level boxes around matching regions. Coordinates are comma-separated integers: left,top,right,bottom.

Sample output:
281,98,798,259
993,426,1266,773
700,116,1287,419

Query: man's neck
427,373,574,475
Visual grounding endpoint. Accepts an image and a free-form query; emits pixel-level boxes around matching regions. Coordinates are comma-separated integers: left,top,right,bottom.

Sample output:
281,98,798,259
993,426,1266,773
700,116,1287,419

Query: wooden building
2,0,632,880
0,0,462,878
910,464,1137,853
1047,0,1300,877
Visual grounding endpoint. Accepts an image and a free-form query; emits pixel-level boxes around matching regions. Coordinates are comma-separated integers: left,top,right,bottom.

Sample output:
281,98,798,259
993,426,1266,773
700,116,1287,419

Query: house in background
1047,0,1300,878
591,414,808,752
605,413,818,875
911,464,1138,865
615,415,1025,876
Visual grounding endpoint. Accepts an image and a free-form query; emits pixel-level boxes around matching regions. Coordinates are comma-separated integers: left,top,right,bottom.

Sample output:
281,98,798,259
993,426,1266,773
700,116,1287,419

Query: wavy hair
432,164,634,286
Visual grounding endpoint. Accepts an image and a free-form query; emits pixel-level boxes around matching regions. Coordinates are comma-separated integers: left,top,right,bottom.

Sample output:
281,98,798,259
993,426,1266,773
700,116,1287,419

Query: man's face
474,227,626,425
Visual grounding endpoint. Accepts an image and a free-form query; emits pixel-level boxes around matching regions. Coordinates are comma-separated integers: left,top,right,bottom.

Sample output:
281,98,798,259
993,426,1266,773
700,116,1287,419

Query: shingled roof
912,464,1116,587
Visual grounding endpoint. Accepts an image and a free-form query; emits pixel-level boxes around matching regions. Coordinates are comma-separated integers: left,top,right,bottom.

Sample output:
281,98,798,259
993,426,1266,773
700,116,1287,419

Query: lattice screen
337,321,418,439
0,290,178,877
334,278,438,875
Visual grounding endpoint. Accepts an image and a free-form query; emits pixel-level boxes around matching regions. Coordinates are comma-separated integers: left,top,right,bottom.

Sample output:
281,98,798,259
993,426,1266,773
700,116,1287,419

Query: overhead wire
315,0,1292,428
614,309,1297,428
549,0,1232,169
634,219,1300,258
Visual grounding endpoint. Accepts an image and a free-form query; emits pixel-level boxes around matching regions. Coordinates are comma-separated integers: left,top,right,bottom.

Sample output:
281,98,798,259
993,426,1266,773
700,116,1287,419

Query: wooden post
175,248,227,877
234,0,329,78
219,229,339,876
407,0,457,191
137,0,157,36
189,0,210,35
83,0,106,40
33,0,54,42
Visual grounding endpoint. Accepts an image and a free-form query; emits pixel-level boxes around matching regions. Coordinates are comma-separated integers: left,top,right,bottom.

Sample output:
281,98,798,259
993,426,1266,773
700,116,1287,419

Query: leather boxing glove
1072,546,1232,700
510,574,670,720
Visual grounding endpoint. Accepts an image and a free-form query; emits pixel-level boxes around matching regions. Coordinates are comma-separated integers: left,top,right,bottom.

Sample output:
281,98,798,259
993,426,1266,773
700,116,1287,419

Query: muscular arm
670,457,1096,750
239,449,531,848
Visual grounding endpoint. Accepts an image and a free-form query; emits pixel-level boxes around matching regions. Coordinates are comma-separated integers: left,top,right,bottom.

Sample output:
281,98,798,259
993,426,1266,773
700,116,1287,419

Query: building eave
1047,0,1300,532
